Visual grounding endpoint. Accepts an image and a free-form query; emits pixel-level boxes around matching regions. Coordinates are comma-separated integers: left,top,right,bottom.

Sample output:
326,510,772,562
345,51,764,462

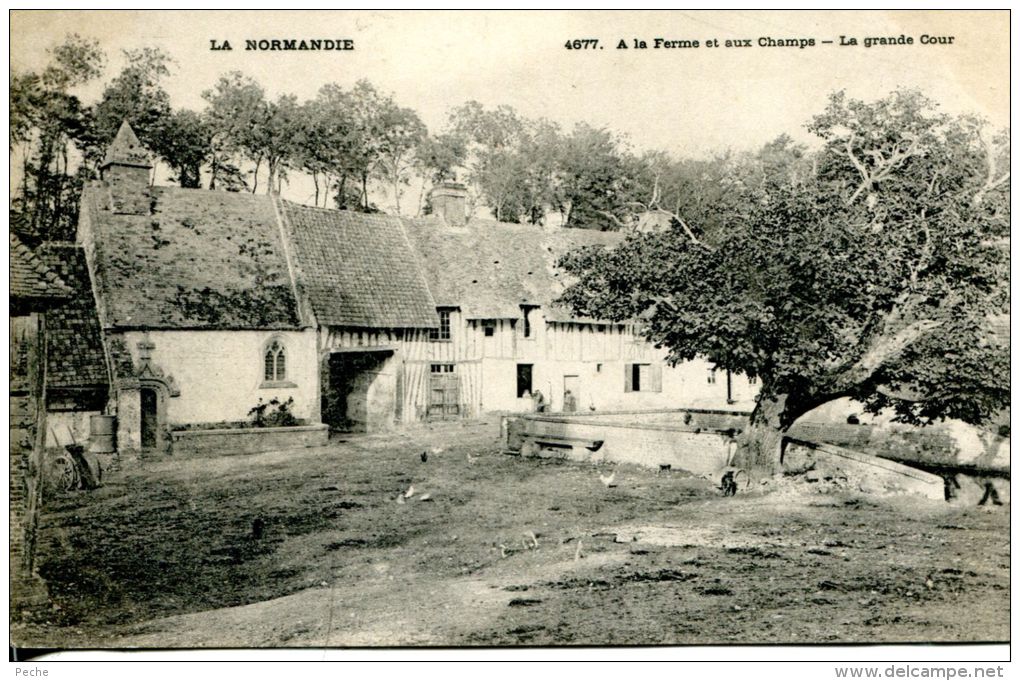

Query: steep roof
402,216,622,321
280,201,438,328
82,185,302,330
37,243,109,390
101,121,152,169
10,233,70,301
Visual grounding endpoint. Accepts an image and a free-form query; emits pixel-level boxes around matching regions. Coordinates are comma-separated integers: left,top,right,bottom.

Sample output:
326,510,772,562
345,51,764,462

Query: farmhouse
67,122,755,455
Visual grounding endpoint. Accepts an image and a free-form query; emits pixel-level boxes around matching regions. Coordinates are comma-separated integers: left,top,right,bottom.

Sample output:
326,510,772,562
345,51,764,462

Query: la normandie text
210,39,354,51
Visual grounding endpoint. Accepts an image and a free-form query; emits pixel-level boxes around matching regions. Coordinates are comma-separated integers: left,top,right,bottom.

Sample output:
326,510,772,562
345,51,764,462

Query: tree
413,131,468,215
558,90,1009,472
249,93,303,194
10,34,105,242
558,123,633,230
153,109,211,188
370,96,426,215
91,47,174,167
202,71,267,192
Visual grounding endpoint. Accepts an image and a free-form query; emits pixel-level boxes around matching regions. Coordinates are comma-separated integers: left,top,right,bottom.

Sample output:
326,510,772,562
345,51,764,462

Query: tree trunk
732,393,809,475
266,158,277,195
252,156,262,194
336,175,347,209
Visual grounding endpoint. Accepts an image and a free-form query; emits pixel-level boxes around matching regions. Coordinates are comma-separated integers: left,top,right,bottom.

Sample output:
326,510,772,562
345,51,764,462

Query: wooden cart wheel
48,454,79,492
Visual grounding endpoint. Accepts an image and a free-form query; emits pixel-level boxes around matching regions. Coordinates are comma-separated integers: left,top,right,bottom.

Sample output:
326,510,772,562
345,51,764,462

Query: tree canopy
558,90,1009,470
12,36,741,235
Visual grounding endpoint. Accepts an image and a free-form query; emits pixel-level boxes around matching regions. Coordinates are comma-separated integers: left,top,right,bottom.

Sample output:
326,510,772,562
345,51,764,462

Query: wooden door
140,387,158,449
427,364,460,419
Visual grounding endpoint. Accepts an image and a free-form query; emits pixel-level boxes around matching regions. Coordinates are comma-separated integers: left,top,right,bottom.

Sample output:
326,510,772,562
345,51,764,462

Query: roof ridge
281,199,404,222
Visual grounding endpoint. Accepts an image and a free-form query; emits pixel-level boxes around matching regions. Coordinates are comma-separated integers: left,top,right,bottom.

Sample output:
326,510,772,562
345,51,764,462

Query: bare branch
596,209,630,230
853,318,941,378
845,133,921,206
974,131,1010,205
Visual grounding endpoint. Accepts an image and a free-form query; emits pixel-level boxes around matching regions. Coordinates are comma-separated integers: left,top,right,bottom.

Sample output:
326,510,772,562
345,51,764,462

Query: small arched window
264,340,286,382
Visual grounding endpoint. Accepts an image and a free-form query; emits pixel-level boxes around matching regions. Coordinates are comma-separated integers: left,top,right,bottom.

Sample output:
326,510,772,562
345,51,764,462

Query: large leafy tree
558,90,1009,471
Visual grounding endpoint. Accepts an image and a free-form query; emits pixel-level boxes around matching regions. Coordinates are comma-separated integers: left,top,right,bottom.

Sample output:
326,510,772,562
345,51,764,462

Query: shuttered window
624,363,662,393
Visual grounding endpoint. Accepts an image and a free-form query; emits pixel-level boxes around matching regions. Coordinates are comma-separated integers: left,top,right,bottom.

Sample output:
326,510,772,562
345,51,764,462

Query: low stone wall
510,413,736,476
784,438,944,500
538,408,749,431
170,423,329,457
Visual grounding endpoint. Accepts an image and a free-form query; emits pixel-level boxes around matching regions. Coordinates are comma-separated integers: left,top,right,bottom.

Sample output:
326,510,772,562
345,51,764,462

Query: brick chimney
99,121,153,215
429,181,468,226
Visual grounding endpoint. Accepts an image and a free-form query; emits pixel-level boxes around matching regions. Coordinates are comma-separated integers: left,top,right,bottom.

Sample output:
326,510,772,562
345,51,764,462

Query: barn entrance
427,363,460,420
323,350,396,433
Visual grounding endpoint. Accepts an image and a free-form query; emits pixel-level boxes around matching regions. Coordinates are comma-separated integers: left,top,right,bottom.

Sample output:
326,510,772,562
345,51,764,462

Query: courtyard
13,420,1010,647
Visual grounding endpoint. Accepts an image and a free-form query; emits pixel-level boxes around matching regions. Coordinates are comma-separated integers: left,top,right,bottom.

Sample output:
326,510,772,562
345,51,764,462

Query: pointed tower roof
100,121,152,170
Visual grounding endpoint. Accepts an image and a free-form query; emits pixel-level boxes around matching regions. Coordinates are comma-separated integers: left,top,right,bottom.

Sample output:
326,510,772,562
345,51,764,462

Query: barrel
89,414,117,453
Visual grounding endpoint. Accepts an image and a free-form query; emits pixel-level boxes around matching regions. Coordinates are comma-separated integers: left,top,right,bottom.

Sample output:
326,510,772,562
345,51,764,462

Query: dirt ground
12,420,1010,648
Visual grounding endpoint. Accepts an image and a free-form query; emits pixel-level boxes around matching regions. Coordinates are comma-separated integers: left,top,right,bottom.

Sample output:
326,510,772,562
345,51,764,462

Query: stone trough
503,409,954,500
503,409,747,476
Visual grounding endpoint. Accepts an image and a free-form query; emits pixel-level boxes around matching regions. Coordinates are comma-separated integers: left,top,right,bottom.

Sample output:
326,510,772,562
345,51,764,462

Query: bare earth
13,420,1009,648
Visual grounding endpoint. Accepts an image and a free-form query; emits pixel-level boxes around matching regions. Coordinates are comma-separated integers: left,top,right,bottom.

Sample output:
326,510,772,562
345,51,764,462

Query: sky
9,10,1010,207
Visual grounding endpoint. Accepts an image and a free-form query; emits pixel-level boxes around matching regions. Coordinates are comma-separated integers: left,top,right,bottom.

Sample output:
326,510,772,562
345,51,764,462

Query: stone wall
170,423,329,457
511,413,735,476
783,439,944,500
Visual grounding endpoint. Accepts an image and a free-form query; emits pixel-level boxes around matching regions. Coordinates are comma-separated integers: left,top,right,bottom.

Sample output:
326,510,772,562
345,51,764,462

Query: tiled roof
280,201,438,328
101,121,152,169
402,216,622,321
83,185,302,330
37,243,110,390
10,233,70,301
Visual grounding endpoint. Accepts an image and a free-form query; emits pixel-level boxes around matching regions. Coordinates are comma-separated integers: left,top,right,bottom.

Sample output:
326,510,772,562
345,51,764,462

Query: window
428,307,452,340
520,305,539,339
483,321,495,337
264,340,286,382
707,369,717,384
624,363,662,393
430,363,455,374
516,363,533,397
748,375,758,385
430,308,453,341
